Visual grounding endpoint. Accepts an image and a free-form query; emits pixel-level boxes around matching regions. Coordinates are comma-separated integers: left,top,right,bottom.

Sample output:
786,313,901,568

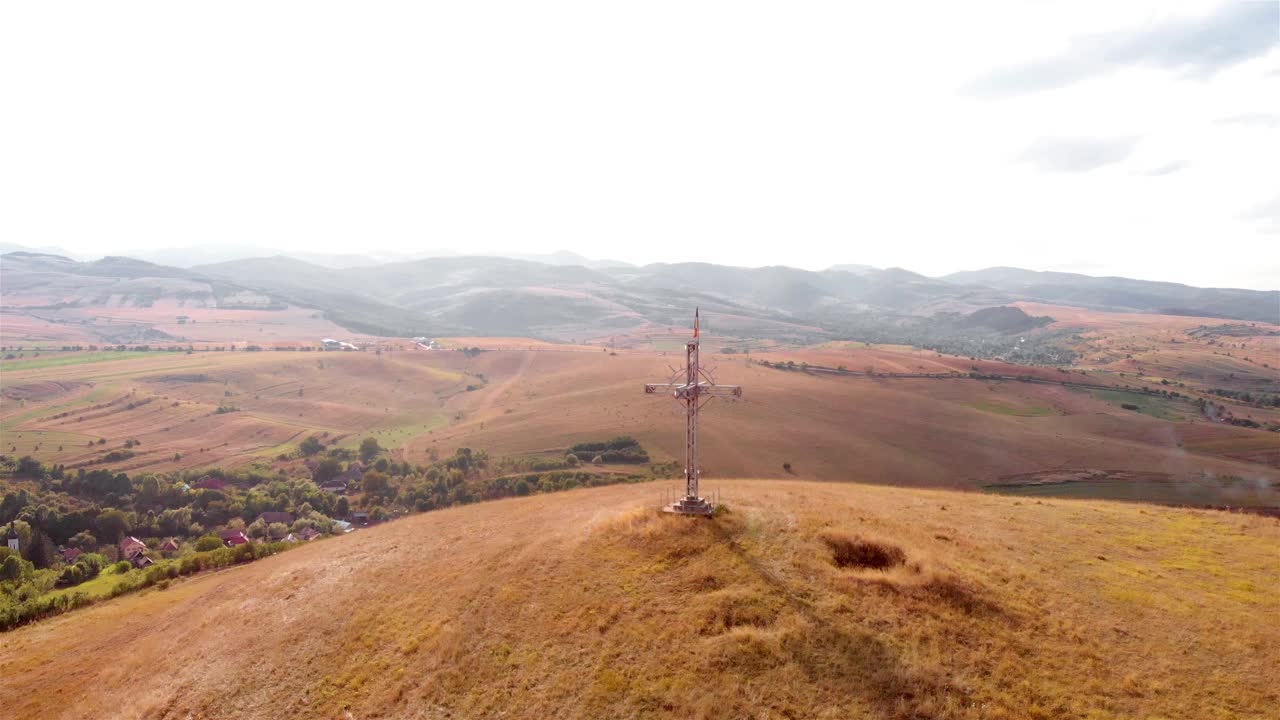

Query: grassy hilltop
1,480,1276,720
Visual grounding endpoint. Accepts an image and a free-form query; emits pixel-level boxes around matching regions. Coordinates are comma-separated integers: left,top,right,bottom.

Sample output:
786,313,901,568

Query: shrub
359,437,381,462
299,436,324,456
58,564,85,586
0,554,27,582
194,535,224,552
821,532,907,570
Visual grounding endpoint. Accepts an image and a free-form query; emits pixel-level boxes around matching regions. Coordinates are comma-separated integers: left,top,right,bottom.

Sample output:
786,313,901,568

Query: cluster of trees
759,360,811,371
568,436,650,464
1207,388,1280,408
1,434,670,629
1,540,292,631
298,438,660,518
1194,398,1280,432
0,458,348,573
502,454,581,473
813,312,1081,366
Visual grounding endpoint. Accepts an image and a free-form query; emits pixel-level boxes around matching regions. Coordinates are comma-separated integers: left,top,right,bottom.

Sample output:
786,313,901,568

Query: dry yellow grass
1,479,1276,719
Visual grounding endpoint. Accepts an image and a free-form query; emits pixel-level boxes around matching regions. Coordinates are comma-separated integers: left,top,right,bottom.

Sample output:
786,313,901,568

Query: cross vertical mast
685,328,699,499
644,308,742,515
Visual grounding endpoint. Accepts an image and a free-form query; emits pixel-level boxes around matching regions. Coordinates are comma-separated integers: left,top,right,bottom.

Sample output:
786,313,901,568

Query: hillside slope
944,267,1280,323
3,344,1276,502
2,480,1276,719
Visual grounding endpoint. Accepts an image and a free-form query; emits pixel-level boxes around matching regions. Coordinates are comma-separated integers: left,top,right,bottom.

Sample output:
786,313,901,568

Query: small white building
6,523,18,552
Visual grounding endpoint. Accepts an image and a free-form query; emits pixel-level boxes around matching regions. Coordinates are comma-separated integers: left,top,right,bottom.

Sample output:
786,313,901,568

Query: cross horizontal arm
644,383,742,397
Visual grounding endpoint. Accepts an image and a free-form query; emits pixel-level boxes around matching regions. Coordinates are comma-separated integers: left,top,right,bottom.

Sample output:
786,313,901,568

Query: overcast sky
2,1,1277,289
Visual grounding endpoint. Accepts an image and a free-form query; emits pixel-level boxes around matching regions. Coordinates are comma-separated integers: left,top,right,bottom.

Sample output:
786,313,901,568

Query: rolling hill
943,267,1280,324
1,480,1275,719
3,337,1275,507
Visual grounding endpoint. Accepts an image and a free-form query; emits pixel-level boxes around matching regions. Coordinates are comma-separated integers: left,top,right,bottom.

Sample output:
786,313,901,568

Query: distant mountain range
0,242,633,271
2,250,1276,341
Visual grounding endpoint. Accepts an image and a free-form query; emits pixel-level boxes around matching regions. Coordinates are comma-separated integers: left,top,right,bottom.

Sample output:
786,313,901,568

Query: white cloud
965,2,1279,96
1019,136,1140,173
0,1,1276,289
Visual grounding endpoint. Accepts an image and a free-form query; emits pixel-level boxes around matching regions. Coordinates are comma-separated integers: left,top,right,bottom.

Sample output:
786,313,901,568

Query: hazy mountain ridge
3,251,1275,340
944,267,1279,323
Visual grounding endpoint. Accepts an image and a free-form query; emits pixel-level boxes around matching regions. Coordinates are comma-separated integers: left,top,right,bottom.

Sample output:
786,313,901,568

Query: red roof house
194,476,228,491
218,529,250,547
119,536,154,568
119,536,147,557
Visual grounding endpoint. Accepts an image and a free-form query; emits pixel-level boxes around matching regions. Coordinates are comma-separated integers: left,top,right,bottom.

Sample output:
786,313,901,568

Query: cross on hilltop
644,309,742,515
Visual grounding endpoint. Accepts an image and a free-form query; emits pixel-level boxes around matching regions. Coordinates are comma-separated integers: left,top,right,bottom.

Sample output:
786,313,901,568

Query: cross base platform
663,496,716,516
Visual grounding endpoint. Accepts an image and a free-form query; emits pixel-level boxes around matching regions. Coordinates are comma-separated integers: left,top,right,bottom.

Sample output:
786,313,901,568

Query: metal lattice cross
644,308,742,515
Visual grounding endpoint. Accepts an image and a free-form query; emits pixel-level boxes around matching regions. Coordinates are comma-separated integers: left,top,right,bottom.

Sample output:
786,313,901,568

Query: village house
218,529,250,547
334,462,364,487
119,536,154,568
160,538,180,554
119,536,146,556
60,547,83,563
193,476,227,491
255,511,294,525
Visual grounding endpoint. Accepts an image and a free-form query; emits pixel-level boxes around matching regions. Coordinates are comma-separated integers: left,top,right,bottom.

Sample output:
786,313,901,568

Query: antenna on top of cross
643,308,742,516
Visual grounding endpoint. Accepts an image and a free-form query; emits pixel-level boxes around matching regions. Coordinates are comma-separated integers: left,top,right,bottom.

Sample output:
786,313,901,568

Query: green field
0,566,139,624
0,351,157,371
985,477,1277,507
336,413,452,451
44,567,139,602
2,429,99,456
1090,388,1188,421
650,338,690,352
1,384,114,427
966,399,1057,417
